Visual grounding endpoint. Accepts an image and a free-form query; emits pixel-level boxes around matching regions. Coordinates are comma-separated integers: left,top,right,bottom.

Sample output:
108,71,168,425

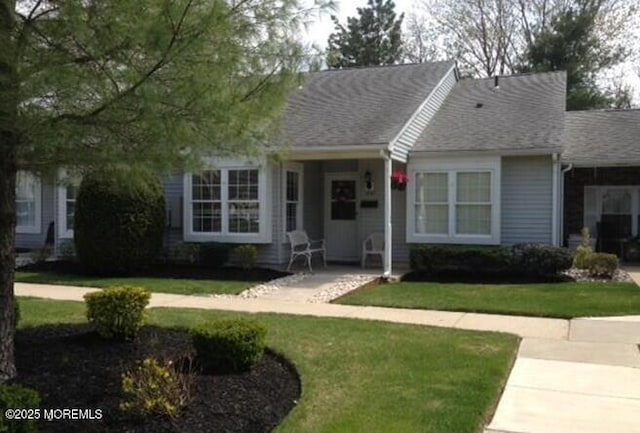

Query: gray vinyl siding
16,174,55,250
303,161,323,240
392,67,457,162
501,155,553,245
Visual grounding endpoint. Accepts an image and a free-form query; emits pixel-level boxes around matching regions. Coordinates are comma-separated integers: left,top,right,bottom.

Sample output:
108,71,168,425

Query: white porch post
383,153,393,278
552,153,560,246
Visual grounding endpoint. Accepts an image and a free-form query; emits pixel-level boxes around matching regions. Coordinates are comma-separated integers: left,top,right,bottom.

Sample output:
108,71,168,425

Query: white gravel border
212,272,311,299
562,267,633,283
307,274,378,303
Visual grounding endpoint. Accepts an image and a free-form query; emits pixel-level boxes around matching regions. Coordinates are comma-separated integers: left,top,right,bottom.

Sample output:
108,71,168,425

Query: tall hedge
74,166,165,275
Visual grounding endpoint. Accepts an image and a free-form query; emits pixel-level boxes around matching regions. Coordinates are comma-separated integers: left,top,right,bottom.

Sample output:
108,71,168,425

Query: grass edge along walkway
337,281,640,319
17,298,519,433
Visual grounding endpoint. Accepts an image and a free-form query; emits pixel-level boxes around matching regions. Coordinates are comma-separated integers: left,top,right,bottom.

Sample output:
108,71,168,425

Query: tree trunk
0,141,17,383
0,0,18,382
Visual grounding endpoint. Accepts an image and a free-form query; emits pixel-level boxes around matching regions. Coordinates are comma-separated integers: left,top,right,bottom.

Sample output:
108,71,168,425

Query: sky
301,0,640,104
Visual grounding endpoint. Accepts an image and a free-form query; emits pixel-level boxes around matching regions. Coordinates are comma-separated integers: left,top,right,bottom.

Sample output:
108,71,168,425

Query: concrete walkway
13,276,640,433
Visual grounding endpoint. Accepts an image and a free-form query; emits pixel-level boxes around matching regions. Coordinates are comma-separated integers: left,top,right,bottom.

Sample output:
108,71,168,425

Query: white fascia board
388,63,457,154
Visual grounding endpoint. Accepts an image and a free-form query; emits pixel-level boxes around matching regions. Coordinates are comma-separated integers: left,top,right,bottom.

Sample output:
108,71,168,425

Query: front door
325,173,358,261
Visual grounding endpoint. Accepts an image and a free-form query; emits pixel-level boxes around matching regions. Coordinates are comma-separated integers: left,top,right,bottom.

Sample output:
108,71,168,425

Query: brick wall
563,167,640,242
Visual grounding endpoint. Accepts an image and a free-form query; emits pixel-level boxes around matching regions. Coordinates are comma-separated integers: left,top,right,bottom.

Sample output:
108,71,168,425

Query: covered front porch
281,154,408,276
564,166,640,258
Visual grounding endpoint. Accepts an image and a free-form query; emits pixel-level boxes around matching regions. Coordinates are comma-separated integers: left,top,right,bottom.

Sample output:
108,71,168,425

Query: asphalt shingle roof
283,61,455,147
563,109,640,166
412,71,567,153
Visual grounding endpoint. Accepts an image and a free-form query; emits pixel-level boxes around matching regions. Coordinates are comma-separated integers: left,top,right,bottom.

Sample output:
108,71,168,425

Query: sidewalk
13,281,640,433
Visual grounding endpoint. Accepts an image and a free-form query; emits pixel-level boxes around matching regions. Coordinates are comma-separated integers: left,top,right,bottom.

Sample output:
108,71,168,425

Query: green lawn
14,271,251,295
337,281,640,319
17,298,518,433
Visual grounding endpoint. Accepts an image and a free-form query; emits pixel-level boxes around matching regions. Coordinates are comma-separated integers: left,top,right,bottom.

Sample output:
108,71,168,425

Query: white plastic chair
286,230,326,272
361,233,385,268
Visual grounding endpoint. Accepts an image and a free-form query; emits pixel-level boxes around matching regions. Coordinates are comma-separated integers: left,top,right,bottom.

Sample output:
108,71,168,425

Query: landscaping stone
213,273,311,300
307,274,378,303
562,267,633,283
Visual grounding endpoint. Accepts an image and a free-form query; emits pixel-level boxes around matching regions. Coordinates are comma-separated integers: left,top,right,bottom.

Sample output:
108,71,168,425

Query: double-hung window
283,164,303,233
185,163,270,243
409,158,500,244
16,171,41,234
57,170,80,238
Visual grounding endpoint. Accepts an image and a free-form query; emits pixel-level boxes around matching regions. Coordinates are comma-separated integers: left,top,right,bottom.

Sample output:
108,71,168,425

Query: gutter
552,154,560,246
559,163,573,246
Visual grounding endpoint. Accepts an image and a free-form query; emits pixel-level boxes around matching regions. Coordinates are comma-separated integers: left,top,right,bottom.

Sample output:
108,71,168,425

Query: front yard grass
17,298,519,433
337,281,640,319
15,271,251,295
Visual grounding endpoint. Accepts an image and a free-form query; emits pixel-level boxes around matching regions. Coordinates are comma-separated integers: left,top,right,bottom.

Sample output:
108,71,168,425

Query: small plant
0,384,40,433
29,246,52,264
191,319,267,373
574,227,594,269
234,244,258,270
198,243,232,269
84,286,151,340
58,241,76,261
172,242,200,265
120,357,193,419
585,253,619,278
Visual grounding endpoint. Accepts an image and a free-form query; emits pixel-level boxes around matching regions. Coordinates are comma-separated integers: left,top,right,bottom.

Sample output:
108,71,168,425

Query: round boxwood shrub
191,319,267,373
74,166,165,275
0,384,40,433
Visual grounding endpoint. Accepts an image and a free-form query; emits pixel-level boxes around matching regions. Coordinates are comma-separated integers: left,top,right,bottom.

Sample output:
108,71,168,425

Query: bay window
184,163,270,243
409,158,500,244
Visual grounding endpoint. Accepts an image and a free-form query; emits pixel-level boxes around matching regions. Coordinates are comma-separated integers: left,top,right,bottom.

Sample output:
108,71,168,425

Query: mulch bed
17,261,289,282
12,325,300,433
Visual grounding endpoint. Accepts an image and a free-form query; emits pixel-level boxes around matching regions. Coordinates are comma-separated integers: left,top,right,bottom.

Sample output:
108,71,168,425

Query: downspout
552,154,560,246
381,150,393,279
559,163,574,247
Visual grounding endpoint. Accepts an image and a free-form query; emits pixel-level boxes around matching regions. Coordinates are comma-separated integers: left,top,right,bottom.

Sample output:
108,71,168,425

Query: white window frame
57,169,81,239
183,158,272,243
282,163,304,237
16,171,42,234
407,157,501,245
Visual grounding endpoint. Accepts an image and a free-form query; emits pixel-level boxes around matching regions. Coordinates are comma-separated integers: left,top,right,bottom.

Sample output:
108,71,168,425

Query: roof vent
494,76,499,89
475,103,483,108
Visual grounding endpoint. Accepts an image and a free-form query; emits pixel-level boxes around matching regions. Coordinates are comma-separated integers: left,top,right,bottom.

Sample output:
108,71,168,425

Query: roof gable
283,61,455,148
412,71,567,154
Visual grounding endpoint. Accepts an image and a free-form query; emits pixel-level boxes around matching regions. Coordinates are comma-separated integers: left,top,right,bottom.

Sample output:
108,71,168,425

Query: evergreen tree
326,0,404,68
0,0,329,382
522,2,626,110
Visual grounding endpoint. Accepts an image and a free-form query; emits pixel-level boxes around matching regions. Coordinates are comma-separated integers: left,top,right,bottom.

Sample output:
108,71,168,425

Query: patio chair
286,230,326,272
361,232,384,268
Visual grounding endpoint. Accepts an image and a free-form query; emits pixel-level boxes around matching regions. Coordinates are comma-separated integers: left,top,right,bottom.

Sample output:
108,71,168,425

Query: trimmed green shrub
0,384,40,433
233,244,258,270
585,253,619,278
409,245,512,274
74,166,165,275
172,242,200,265
574,227,594,269
191,319,267,373
120,357,192,419
84,286,151,340
198,243,232,269
512,243,573,277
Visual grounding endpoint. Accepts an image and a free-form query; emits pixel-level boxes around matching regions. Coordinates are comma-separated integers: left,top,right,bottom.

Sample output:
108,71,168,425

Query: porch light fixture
390,171,408,191
364,170,375,192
